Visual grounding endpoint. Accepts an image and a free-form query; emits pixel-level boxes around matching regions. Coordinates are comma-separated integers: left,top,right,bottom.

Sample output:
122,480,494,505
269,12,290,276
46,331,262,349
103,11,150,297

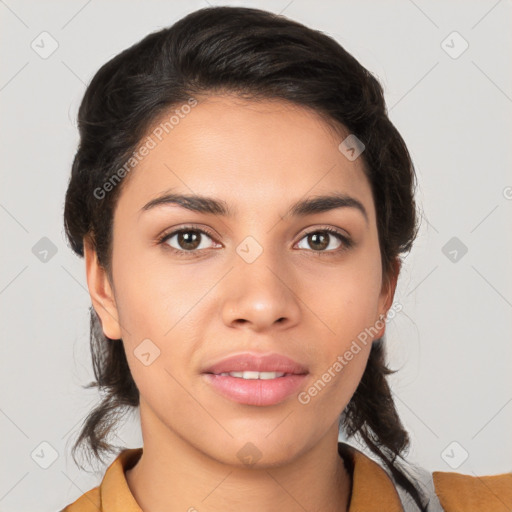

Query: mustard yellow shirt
61,442,512,511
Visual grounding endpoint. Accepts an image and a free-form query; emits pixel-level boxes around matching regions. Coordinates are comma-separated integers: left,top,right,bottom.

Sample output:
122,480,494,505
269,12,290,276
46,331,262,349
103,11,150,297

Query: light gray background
1,1,511,511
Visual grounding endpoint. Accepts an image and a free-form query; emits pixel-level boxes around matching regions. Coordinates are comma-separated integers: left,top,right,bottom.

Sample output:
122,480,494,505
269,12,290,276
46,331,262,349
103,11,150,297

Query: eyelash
157,224,353,258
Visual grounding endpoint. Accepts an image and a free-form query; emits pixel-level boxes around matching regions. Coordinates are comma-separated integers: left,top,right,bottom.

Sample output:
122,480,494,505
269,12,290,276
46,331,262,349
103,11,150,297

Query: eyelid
297,224,351,241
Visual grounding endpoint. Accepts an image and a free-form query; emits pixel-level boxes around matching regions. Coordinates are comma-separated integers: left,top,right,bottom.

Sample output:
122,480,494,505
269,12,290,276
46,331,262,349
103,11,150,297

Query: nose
220,249,301,333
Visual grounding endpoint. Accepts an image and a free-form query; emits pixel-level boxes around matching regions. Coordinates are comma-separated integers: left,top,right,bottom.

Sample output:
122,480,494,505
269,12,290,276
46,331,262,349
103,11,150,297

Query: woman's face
85,94,396,466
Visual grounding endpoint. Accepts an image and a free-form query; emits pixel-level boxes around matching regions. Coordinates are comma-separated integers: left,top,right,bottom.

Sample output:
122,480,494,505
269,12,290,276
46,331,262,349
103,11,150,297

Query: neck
125,403,351,512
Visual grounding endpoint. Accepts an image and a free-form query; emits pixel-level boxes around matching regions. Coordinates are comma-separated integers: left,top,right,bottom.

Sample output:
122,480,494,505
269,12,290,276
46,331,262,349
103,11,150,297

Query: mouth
211,371,296,379
201,352,309,406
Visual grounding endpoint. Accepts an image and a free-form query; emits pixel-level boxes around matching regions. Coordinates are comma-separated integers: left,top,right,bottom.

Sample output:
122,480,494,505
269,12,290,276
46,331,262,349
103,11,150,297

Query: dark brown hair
64,6,426,510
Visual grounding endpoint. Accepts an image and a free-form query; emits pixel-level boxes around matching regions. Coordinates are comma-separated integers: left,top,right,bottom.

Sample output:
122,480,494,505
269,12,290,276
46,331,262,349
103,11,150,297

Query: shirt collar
99,442,404,511
338,442,404,511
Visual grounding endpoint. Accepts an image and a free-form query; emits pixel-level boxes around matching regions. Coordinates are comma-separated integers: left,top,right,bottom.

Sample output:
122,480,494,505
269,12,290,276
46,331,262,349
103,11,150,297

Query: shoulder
340,442,512,512
59,448,143,512
432,470,512,512
60,486,100,511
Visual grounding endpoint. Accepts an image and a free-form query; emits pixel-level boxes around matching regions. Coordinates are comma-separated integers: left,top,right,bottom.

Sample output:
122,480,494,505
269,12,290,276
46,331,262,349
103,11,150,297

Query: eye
158,225,353,257
159,226,219,255
296,227,352,254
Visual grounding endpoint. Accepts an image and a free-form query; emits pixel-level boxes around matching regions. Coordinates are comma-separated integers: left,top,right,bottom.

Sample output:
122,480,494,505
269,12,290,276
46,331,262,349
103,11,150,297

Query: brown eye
178,231,202,250
307,232,330,251
161,228,217,252
296,228,351,253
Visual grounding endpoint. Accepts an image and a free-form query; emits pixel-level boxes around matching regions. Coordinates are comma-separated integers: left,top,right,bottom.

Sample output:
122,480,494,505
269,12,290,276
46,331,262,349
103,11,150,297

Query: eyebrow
140,191,368,224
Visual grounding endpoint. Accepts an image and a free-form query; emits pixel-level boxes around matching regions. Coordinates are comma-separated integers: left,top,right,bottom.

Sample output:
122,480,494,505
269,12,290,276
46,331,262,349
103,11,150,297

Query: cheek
110,253,210,394
111,243,206,340
312,258,383,337
298,338,372,417
302,252,382,405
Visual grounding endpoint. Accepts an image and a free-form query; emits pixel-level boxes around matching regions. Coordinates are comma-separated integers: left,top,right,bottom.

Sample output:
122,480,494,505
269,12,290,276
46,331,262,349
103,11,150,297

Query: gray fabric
383,461,445,512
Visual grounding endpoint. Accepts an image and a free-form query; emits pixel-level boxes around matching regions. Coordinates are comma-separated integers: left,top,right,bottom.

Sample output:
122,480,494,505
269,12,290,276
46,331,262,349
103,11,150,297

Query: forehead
116,94,374,221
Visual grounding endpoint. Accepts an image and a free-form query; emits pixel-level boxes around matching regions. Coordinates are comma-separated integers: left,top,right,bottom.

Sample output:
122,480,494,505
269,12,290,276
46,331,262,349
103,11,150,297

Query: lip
203,373,308,406
201,352,309,375
201,352,309,406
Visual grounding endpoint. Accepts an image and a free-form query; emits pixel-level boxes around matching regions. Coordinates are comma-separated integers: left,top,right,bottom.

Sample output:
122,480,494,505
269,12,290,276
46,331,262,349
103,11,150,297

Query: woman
61,6,511,512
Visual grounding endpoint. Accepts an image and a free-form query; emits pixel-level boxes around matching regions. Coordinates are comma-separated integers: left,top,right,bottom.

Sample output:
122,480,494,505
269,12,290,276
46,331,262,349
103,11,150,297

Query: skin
84,94,399,512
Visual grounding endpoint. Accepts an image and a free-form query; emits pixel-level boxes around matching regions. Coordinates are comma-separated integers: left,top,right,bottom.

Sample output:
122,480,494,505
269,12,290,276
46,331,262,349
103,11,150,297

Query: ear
83,236,122,340
374,257,401,339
